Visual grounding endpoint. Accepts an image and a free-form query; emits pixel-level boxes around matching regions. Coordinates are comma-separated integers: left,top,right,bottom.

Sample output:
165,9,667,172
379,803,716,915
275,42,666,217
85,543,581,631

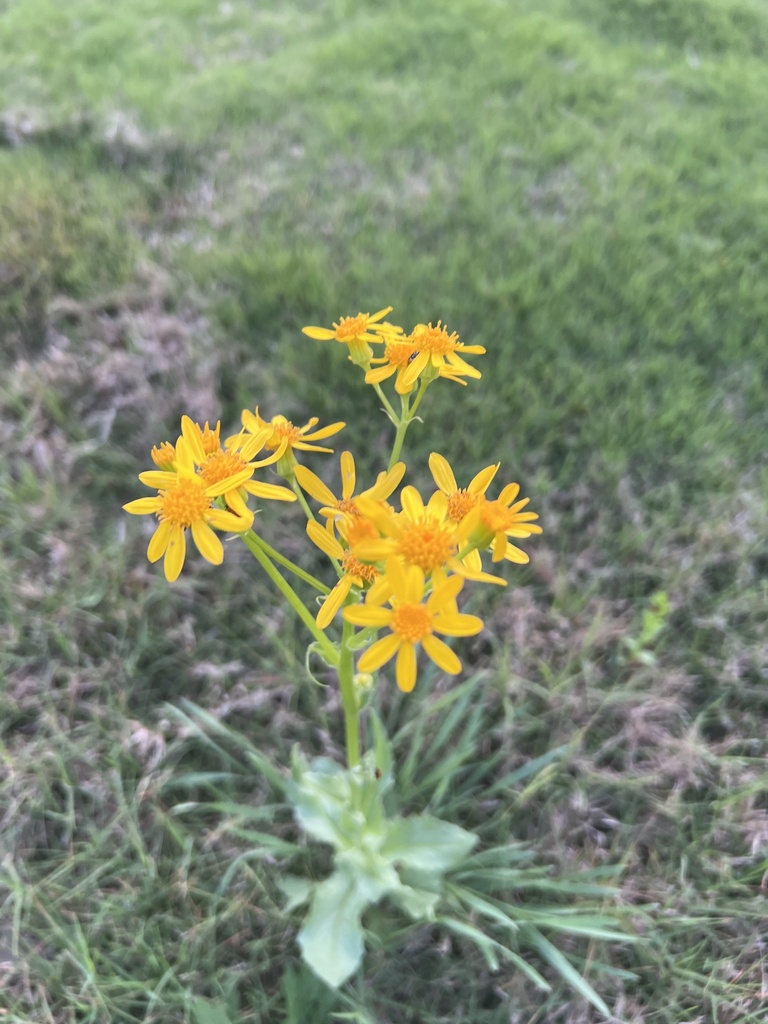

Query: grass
1,0,767,1020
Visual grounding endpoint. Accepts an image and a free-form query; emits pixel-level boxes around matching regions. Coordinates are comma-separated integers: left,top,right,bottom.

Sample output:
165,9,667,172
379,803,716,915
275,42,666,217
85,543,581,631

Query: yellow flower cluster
123,412,344,581
303,308,485,393
124,307,541,695
297,450,541,692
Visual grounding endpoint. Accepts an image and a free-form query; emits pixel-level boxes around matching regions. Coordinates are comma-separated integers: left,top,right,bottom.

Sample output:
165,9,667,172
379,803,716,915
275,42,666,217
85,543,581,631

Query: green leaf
279,875,316,913
381,814,477,873
298,869,369,988
525,928,613,1019
388,883,441,921
190,997,233,1024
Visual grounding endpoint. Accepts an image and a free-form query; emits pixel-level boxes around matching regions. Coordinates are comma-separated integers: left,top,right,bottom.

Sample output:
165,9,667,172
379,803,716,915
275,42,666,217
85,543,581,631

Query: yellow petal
366,462,406,502
364,364,396,384
244,480,296,502
385,556,408,601
353,539,396,562
302,326,336,340
432,612,484,637
294,464,337,506
302,421,346,442
204,467,253,498
191,519,224,565
499,483,521,505
207,508,251,532
164,526,186,581
504,542,529,564
400,485,424,520
429,452,457,494
344,604,392,628
403,564,425,604
123,496,162,515
147,520,173,562
317,578,353,629
468,463,499,496
358,633,401,673
225,488,252,520
180,416,207,465
138,471,177,489
395,643,417,692
370,306,393,323
340,451,356,500
307,520,344,561
422,635,461,675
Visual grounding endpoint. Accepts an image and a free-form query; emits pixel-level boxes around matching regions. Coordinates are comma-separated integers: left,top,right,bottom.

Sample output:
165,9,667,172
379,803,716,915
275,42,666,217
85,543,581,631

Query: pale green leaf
381,814,477,873
298,869,369,988
279,875,315,913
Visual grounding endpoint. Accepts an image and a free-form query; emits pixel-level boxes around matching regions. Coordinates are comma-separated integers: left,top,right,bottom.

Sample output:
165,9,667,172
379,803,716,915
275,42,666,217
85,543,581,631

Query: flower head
365,337,420,394
123,436,253,582
343,558,484,692
398,321,485,394
181,415,295,518
302,307,393,365
306,520,379,628
353,485,505,585
236,408,345,474
470,482,542,564
294,451,405,536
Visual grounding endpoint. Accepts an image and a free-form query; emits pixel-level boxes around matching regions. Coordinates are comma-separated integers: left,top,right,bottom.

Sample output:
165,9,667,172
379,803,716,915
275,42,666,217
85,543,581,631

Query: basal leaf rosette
343,558,484,693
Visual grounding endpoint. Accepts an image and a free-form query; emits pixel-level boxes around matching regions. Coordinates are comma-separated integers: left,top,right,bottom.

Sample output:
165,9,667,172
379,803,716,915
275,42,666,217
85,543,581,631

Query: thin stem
338,617,360,768
372,381,399,426
387,394,411,472
290,476,317,522
240,530,339,666
247,530,330,593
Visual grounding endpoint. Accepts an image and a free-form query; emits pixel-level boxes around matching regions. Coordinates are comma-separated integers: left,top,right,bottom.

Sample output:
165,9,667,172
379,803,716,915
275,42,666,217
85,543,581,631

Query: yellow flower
365,337,420,394
343,558,484,692
400,321,485,393
429,452,500,575
150,441,177,470
306,520,379,628
471,483,542,564
122,436,253,582
302,307,393,365
181,415,295,518
353,485,505,585
236,408,345,472
294,451,405,535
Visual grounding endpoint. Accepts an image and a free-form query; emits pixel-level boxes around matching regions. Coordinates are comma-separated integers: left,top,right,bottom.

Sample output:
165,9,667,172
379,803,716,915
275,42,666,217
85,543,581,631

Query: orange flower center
397,518,456,573
391,602,432,643
199,422,222,455
341,553,379,583
446,488,479,522
384,341,417,367
412,321,458,355
336,497,359,516
159,477,210,528
151,442,176,469
267,419,303,451
334,313,368,341
199,449,246,487
343,516,380,546
480,499,516,533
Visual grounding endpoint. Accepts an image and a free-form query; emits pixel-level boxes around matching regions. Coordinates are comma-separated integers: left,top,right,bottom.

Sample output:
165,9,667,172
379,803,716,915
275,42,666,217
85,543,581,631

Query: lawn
1,0,766,1021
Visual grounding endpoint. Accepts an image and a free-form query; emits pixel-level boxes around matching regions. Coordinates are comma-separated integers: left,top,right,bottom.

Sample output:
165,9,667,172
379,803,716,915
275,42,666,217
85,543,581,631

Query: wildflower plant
125,309,631,1014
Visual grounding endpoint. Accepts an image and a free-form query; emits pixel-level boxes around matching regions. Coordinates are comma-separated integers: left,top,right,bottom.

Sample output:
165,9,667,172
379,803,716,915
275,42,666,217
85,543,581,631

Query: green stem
387,394,411,471
372,381,399,426
240,531,339,666
246,530,330,593
338,617,360,768
290,476,317,522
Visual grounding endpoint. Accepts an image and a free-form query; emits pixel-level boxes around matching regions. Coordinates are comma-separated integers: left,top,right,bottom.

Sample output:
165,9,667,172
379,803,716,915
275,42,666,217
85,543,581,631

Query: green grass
1,0,767,1020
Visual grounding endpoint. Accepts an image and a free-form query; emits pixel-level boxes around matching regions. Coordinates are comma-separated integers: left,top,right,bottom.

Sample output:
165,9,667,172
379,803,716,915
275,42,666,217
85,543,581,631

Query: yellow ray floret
398,321,485,394
306,520,379,628
353,486,505,585
123,436,253,582
470,482,542,564
295,451,405,536
302,307,393,364
343,558,484,692
236,409,345,464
